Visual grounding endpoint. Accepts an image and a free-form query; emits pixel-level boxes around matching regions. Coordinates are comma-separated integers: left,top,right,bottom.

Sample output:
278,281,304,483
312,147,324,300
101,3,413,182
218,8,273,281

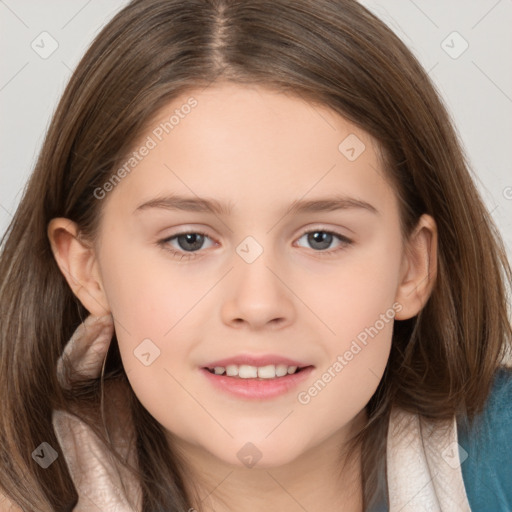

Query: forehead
101,82,397,220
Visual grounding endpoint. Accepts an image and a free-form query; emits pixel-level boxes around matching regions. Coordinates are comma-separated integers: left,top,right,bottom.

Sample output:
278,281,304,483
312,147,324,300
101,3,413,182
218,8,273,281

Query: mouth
203,364,310,379
200,363,315,400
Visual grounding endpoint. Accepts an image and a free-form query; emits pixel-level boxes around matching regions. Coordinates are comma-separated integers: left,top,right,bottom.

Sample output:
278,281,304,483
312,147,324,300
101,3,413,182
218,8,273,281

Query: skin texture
48,82,437,512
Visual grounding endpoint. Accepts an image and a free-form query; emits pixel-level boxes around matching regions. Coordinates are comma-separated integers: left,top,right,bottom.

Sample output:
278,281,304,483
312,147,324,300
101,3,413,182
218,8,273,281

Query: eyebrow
133,194,379,216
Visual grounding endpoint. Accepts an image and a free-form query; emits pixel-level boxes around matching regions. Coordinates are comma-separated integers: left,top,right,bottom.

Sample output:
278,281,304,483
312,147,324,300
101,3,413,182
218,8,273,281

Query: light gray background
1,0,511,261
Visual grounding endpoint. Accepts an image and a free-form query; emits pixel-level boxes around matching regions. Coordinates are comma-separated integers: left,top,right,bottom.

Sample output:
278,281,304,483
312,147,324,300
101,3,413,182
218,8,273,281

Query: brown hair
1,0,511,510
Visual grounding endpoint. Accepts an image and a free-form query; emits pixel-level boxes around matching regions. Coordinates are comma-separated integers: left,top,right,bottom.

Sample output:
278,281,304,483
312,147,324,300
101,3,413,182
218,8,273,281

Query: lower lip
200,366,315,400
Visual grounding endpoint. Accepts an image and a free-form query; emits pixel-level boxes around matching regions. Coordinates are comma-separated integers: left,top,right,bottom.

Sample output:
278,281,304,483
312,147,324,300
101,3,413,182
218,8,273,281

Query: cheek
308,229,402,344
99,246,168,329
99,233,205,332
294,321,392,448
97,235,223,405
298,232,401,411
294,266,398,435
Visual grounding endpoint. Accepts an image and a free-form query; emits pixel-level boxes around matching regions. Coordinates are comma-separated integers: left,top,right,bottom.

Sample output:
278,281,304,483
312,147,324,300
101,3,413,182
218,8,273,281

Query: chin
206,436,307,470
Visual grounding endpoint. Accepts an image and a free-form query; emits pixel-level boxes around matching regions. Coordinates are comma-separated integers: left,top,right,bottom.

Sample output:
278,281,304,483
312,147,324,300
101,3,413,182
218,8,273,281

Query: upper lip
203,354,312,369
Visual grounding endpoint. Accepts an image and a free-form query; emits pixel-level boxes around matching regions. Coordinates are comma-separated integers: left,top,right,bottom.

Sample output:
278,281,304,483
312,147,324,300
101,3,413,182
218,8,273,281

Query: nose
220,247,296,331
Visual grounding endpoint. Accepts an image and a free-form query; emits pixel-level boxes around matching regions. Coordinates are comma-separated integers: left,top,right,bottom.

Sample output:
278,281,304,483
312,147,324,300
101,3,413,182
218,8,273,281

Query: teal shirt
369,366,512,511
457,366,512,511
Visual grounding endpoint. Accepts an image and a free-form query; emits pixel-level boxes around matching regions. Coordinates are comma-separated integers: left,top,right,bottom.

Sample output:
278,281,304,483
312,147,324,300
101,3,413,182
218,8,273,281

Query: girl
1,0,511,511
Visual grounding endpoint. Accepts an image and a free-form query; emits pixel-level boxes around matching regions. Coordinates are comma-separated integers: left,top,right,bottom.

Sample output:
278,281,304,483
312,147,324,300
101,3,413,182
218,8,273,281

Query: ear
394,214,438,320
47,218,110,316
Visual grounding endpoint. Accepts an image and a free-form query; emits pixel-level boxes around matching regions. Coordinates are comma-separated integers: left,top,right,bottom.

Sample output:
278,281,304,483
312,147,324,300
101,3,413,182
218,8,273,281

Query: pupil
178,233,204,251
309,231,332,250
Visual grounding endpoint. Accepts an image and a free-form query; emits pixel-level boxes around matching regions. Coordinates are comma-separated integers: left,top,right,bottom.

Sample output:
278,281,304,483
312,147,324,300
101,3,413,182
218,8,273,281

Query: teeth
275,364,289,377
239,365,258,378
258,365,276,379
226,365,239,377
208,364,301,379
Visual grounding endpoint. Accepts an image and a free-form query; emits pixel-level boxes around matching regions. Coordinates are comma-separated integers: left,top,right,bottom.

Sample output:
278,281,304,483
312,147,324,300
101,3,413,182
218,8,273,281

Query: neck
172,408,367,512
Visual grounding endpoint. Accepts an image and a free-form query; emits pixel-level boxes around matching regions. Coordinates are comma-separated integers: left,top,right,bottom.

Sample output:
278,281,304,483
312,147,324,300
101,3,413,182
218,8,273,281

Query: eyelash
158,229,353,261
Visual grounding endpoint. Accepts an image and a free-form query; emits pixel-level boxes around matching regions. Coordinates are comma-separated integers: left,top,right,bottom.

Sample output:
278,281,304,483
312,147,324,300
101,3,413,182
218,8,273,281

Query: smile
200,365,315,399
205,364,303,379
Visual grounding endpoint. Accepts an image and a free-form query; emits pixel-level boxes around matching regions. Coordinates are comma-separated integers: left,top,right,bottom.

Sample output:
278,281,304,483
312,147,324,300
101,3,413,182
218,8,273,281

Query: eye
295,229,352,256
158,231,216,261
158,228,353,261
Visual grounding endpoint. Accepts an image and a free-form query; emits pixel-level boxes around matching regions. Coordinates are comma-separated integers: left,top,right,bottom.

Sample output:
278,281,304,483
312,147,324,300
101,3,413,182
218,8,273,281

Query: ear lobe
394,214,438,321
47,218,110,317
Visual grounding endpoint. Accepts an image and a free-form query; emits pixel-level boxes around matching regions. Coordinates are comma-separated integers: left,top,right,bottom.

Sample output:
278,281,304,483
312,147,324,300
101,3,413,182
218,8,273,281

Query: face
83,83,410,468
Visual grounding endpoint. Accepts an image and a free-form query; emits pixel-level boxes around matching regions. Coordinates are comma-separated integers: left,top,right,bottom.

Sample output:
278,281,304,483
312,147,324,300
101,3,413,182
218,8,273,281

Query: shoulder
52,380,141,511
457,366,512,511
